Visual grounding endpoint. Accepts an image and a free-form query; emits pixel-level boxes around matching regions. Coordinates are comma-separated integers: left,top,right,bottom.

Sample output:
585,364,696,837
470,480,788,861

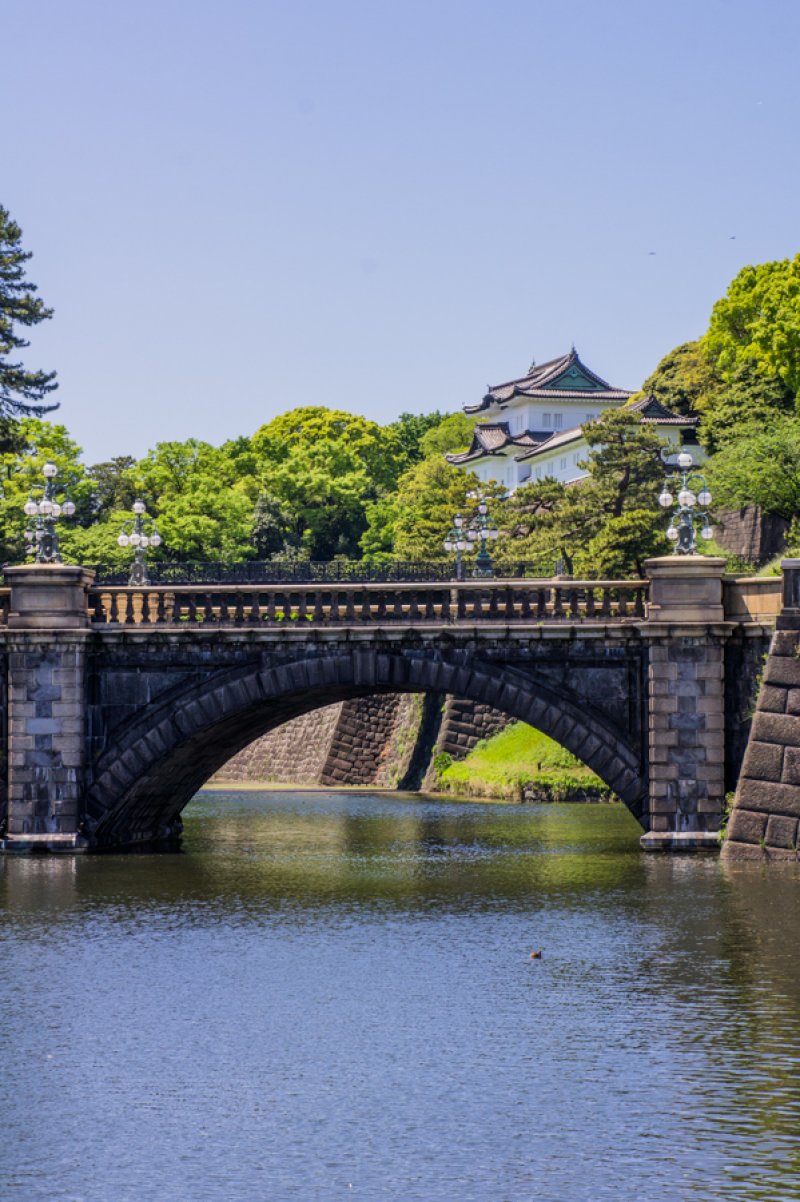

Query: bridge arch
85,645,646,847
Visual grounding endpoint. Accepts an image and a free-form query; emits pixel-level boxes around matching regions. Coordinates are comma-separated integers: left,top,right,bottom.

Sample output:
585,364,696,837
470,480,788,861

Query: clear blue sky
4,0,799,463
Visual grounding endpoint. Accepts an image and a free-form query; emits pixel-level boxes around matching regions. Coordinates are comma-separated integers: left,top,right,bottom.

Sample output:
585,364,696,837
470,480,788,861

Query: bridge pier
641,556,727,852
1,566,93,853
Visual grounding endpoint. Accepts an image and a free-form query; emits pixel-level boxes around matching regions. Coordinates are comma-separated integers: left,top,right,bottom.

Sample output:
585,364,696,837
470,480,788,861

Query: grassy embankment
434,720,613,804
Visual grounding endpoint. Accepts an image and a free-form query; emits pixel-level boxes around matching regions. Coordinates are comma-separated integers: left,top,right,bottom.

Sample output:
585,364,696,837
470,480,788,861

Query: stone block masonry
644,635,726,837
640,556,729,851
4,636,89,850
210,694,512,792
436,697,513,760
211,702,343,784
321,695,407,786
0,556,776,855
724,626,800,861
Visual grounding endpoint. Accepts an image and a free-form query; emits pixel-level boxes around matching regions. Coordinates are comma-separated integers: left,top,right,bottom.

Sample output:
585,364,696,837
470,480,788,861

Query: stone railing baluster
83,578,650,629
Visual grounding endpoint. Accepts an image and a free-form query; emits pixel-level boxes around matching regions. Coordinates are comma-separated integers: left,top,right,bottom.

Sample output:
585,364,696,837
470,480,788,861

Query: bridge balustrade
86,579,649,627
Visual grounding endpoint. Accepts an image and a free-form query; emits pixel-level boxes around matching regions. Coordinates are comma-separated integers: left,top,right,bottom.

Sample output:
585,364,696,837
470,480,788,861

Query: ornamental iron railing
89,558,558,586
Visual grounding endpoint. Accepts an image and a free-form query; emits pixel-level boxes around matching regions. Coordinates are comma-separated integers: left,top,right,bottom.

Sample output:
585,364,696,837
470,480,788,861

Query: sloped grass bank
435,721,613,804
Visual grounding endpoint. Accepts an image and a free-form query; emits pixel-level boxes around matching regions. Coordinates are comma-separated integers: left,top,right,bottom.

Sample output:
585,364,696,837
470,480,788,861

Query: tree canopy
639,341,721,417
704,255,800,401
0,206,58,418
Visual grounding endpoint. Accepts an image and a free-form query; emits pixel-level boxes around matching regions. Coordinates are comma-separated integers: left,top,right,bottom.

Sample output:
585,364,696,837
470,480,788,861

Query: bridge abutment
641,556,727,852
1,566,93,853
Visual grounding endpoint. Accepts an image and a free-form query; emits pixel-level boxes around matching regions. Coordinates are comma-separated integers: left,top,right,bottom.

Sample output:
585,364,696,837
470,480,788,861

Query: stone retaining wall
211,702,343,783
211,694,512,791
724,628,800,861
437,697,513,760
714,506,788,567
321,694,408,786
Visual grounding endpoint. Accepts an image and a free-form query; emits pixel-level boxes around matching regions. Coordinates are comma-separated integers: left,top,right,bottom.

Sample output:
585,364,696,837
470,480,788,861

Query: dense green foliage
633,255,800,566
2,250,800,575
705,256,800,401
0,206,58,418
498,409,668,576
435,721,609,803
640,340,721,417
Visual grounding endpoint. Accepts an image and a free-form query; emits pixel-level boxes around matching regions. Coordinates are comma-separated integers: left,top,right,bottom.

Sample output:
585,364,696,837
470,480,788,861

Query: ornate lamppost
117,500,163,585
657,449,713,554
465,493,500,577
443,512,468,581
22,461,76,563
443,497,500,580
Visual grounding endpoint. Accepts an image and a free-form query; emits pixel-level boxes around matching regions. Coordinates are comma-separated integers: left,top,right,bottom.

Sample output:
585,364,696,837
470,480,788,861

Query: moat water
2,790,800,1202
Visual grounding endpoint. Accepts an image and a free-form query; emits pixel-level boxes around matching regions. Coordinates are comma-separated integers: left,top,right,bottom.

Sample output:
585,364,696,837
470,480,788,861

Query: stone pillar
1,566,94,854
640,556,727,852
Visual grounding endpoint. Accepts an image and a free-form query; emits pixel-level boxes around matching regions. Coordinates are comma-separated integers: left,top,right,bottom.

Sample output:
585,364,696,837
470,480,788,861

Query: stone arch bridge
0,559,779,854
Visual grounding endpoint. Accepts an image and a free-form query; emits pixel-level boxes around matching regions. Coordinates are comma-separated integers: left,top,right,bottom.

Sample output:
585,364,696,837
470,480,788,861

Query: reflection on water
2,790,800,1202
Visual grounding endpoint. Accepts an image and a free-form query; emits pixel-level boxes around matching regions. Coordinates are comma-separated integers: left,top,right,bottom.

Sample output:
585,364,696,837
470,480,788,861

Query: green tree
496,410,668,577
361,457,479,561
581,408,666,517
704,255,800,401
266,440,374,559
0,419,90,563
706,417,800,521
385,411,446,471
0,206,58,417
251,492,294,558
696,361,793,453
86,456,138,516
252,407,403,491
638,340,721,416
575,509,665,578
134,439,258,561
418,411,476,459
